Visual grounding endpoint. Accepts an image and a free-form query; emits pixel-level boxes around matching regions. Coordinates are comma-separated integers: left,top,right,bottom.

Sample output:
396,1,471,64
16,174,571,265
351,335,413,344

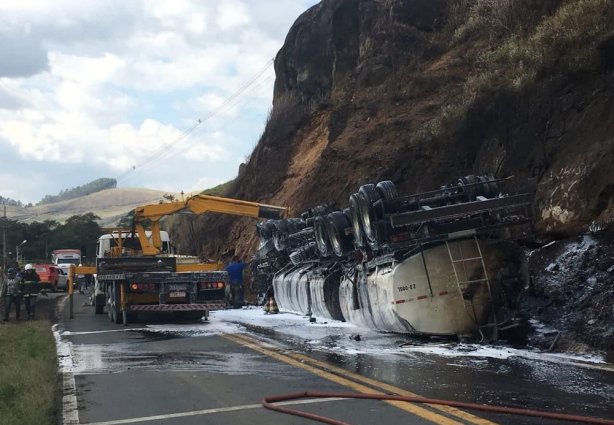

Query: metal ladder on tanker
445,236,497,340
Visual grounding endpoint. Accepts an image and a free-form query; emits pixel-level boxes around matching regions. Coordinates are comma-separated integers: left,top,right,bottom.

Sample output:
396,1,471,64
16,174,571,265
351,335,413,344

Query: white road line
53,322,80,425
62,372,80,425
61,328,149,336
82,397,346,425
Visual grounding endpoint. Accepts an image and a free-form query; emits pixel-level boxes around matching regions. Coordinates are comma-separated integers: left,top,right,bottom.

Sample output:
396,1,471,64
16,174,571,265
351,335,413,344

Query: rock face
190,0,614,349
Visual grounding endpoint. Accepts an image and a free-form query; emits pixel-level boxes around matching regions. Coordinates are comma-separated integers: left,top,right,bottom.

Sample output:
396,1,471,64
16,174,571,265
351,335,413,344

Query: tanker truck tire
376,180,398,200
326,211,353,257
349,193,365,248
357,184,382,248
314,216,332,257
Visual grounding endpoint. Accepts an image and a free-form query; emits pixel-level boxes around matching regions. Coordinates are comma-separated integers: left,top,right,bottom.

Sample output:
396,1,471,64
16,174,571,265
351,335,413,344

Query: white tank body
276,238,513,336
309,272,338,320
273,265,312,315
338,238,495,336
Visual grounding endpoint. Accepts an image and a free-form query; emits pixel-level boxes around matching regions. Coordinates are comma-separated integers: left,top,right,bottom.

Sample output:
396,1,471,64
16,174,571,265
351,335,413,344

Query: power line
116,59,275,184
119,69,276,184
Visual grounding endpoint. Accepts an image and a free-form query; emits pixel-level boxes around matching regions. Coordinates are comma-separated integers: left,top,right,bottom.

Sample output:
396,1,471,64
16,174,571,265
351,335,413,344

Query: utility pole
2,205,6,273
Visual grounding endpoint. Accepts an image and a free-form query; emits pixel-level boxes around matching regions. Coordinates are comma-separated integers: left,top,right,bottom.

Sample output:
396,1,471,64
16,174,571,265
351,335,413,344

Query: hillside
174,0,613,350
188,0,613,254
5,188,182,226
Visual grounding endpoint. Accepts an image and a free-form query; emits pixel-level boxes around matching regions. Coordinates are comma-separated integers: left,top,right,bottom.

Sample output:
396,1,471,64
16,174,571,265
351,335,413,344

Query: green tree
50,213,101,262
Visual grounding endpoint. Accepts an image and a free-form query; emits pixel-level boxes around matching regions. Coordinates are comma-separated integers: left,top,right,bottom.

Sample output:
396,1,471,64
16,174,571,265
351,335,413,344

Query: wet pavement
55,293,614,425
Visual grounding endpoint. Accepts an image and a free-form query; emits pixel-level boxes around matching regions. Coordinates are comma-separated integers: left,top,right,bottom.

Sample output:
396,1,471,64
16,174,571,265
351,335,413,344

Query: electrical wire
119,68,275,185
116,59,275,185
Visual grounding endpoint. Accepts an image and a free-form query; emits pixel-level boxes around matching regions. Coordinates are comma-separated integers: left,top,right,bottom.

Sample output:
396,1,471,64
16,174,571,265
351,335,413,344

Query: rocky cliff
179,0,614,349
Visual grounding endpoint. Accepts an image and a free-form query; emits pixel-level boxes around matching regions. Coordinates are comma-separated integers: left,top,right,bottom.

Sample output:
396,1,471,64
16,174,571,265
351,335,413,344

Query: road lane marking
224,333,465,425
82,397,346,425
229,333,500,425
60,328,149,336
53,321,80,425
285,350,498,425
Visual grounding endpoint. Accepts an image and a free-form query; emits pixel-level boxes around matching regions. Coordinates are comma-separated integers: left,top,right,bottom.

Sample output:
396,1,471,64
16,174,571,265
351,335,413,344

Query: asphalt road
55,293,614,425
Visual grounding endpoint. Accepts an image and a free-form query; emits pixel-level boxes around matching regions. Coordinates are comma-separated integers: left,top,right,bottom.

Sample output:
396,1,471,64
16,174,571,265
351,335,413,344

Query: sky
0,0,318,204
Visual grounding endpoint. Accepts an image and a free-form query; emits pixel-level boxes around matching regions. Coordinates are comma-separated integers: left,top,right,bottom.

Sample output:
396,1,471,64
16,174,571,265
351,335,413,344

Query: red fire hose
262,391,614,425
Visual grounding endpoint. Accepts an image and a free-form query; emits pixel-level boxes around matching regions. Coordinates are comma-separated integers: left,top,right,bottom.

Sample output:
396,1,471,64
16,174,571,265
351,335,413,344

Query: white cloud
49,53,125,86
0,0,319,205
216,2,251,30
185,144,227,162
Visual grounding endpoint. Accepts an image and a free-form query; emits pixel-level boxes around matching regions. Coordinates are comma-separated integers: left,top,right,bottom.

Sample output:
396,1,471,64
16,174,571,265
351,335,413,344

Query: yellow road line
229,333,499,425
286,351,498,425
224,333,464,425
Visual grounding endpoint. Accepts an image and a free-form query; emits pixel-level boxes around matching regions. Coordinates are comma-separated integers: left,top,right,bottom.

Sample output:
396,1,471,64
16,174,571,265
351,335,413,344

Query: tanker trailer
255,175,532,339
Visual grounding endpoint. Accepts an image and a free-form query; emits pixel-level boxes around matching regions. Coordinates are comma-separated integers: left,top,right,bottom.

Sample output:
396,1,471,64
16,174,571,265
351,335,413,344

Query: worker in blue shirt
225,256,247,308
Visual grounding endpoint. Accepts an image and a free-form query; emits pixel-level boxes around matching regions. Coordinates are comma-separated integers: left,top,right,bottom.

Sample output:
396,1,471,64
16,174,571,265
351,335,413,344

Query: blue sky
0,0,318,204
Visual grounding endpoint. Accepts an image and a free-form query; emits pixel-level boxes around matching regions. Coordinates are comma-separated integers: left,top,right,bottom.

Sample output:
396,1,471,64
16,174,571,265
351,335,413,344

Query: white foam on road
207,307,609,367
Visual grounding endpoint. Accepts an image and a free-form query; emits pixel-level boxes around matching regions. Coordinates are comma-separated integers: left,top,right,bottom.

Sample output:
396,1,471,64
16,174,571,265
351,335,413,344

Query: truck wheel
326,211,353,257
95,294,105,314
376,180,398,200
349,193,365,248
111,303,124,324
107,284,124,324
107,286,114,321
314,216,332,257
112,283,123,324
358,184,382,248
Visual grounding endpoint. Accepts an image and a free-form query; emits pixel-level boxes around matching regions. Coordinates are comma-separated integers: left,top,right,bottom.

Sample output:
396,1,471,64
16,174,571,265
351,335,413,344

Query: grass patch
201,179,235,197
0,321,58,425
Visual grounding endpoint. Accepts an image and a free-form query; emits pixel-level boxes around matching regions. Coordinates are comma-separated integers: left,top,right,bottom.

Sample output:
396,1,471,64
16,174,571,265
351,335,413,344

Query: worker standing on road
2,268,22,322
20,264,40,320
225,256,247,309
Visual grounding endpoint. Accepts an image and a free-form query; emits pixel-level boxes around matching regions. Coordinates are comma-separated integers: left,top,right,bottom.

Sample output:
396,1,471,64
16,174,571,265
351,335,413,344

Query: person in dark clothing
20,264,40,320
225,256,247,308
3,268,21,321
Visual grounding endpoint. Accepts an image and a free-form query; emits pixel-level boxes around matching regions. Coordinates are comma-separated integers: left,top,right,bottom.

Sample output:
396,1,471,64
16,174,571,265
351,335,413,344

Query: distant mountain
4,188,190,226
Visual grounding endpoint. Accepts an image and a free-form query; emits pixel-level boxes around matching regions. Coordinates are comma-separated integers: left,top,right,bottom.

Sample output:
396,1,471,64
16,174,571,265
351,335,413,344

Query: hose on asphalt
262,391,614,425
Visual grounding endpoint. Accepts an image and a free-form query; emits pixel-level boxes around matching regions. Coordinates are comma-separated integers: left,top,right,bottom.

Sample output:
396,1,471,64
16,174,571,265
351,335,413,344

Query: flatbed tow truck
72,194,287,324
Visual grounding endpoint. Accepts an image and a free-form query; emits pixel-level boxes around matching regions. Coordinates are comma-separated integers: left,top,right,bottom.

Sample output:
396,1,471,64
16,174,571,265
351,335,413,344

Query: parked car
56,268,69,291
34,264,60,291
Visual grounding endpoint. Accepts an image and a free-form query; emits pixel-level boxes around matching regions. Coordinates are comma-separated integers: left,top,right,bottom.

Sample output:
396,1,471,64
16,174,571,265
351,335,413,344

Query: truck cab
51,249,82,275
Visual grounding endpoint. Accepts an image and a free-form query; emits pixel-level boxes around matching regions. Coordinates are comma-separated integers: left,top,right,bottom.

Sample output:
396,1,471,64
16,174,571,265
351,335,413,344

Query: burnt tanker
253,176,532,339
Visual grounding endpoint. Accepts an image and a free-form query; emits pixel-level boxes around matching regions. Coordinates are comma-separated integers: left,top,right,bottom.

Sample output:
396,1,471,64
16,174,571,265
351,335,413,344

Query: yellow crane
70,193,287,324
133,193,288,256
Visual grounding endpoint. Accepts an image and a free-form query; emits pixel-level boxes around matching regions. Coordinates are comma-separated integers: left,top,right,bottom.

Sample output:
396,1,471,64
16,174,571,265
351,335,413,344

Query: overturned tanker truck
253,175,533,339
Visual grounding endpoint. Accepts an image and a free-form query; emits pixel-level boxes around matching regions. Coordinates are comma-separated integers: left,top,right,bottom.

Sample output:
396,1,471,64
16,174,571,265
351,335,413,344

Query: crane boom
133,194,288,255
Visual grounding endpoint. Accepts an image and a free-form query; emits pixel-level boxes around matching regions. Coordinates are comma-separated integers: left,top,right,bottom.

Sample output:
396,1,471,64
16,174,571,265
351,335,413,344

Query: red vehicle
34,264,60,291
